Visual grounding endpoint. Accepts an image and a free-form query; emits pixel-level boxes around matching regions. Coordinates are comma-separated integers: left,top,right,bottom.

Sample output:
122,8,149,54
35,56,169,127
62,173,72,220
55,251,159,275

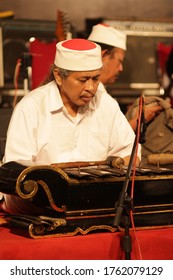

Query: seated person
88,24,172,167
163,47,173,107
0,38,141,215
126,49,173,166
88,23,126,86
127,46,173,134
126,96,173,166
88,24,163,131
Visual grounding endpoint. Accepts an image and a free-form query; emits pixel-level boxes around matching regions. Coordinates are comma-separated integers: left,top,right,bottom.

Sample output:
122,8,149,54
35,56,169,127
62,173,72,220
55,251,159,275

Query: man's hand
144,105,163,123
129,105,163,131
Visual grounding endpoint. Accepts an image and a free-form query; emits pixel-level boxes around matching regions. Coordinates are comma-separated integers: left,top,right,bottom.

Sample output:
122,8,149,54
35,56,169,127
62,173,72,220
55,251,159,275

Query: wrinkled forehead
68,69,102,78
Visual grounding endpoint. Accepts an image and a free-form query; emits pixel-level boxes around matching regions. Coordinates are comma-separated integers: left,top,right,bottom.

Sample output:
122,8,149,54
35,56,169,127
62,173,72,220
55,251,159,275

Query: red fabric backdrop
0,226,173,260
157,42,173,75
29,39,57,89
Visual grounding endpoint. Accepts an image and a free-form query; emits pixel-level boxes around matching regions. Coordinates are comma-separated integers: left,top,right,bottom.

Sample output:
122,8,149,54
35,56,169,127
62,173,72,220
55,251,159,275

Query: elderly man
88,24,163,131
88,23,126,85
0,38,140,214
88,24,173,168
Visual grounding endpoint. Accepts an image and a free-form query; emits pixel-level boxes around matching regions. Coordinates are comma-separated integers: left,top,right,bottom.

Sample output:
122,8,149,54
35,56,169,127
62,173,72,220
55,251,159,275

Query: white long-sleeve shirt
3,81,140,165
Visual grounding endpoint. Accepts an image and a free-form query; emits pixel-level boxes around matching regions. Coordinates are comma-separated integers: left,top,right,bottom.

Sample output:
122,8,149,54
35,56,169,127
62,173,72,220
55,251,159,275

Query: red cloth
29,39,57,89
157,42,173,75
0,226,173,260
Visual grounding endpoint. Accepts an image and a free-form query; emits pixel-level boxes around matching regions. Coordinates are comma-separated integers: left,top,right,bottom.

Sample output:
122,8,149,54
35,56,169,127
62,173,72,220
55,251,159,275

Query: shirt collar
49,81,64,112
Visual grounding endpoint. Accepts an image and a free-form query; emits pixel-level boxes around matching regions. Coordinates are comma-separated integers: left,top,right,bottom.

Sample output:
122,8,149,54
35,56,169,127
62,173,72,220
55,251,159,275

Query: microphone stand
113,96,146,260
20,53,32,94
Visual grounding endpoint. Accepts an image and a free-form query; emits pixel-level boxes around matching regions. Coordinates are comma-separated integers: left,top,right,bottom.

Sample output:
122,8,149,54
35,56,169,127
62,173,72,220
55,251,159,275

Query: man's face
55,69,101,113
101,48,125,85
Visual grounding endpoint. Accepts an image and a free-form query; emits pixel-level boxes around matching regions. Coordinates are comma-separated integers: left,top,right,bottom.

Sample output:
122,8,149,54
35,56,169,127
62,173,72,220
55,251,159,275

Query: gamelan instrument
0,158,173,238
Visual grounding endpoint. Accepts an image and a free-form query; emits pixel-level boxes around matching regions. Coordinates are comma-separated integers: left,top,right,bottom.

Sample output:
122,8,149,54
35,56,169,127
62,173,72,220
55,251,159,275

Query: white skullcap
88,24,127,51
54,38,102,71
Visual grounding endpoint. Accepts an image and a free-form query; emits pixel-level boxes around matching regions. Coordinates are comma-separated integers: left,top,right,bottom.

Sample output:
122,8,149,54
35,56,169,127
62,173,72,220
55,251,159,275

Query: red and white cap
54,38,102,71
88,24,127,51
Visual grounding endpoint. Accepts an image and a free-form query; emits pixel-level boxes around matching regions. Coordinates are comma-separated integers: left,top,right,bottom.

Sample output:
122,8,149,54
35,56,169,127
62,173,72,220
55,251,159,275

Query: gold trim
29,223,173,239
16,179,39,199
66,203,173,216
29,224,118,238
37,180,66,212
16,164,78,191
15,165,70,212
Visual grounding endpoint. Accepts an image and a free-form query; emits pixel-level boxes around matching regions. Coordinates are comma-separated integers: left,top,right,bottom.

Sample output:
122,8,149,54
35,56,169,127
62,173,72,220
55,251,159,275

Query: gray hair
40,64,72,86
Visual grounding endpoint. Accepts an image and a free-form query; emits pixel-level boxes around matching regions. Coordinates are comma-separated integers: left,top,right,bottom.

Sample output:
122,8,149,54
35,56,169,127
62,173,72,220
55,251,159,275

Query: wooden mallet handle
147,154,173,165
51,156,124,169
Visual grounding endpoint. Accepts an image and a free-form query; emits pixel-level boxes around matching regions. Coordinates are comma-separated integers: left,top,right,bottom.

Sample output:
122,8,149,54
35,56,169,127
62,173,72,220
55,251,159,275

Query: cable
130,95,144,260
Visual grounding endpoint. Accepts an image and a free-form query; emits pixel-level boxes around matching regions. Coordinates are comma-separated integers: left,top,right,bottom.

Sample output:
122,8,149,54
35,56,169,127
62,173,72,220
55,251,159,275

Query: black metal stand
113,95,146,260
113,135,137,259
122,214,132,260
20,53,32,93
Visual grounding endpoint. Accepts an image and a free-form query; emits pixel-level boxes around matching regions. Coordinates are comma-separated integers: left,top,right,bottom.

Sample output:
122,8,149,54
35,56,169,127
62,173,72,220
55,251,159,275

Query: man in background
88,23,126,85
88,24,163,131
